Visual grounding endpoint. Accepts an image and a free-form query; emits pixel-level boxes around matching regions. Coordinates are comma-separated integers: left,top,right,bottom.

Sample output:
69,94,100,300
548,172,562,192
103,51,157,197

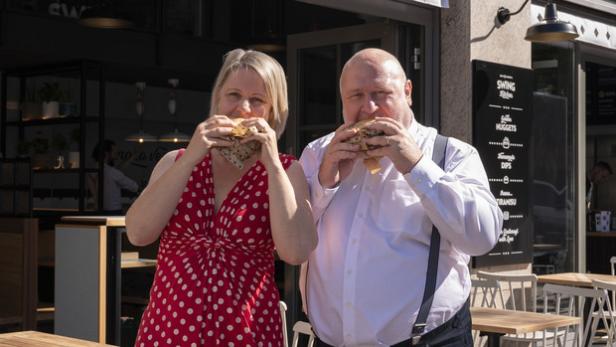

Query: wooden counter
55,216,154,346
588,232,616,237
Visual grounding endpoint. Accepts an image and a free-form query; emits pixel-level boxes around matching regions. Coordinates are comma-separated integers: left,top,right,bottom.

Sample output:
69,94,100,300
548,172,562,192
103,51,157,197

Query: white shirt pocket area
371,178,421,233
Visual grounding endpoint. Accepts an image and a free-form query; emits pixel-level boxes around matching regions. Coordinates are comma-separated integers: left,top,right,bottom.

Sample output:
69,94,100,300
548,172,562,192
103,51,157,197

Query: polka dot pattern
135,151,295,346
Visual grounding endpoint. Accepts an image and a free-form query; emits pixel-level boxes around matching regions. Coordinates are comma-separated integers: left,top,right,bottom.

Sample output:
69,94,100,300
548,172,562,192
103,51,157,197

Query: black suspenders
410,134,449,345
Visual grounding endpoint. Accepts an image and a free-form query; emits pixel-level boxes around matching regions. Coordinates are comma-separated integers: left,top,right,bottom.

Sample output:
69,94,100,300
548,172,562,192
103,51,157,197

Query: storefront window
531,43,576,274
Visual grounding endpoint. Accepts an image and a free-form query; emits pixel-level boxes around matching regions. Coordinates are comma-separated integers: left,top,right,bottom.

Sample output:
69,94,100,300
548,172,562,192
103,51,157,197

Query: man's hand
318,123,361,188
363,117,423,174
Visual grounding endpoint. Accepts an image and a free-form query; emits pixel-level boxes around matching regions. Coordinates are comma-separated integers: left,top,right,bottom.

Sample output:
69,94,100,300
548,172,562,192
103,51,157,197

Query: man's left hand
364,117,423,174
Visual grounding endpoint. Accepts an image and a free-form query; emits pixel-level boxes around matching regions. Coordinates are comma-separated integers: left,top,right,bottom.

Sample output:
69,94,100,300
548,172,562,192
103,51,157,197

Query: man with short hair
299,48,503,346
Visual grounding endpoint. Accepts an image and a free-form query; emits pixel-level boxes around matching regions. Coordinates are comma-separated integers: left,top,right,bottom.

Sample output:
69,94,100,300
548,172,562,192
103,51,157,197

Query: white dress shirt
104,163,139,211
299,120,503,347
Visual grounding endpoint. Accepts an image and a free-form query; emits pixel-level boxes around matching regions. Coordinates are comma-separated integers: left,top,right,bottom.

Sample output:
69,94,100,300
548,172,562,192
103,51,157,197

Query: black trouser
314,298,472,347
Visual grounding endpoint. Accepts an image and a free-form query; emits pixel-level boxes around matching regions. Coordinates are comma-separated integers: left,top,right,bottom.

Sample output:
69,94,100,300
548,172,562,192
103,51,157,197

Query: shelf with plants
1,60,106,215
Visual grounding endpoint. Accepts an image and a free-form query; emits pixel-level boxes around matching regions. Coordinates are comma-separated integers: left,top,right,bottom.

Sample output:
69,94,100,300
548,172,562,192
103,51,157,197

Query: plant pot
22,102,42,121
41,101,59,119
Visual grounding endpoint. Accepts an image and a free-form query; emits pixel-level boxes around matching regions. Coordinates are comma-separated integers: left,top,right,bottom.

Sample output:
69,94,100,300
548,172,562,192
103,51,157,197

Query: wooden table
537,272,616,287
0,330,116,346
471,307,580,347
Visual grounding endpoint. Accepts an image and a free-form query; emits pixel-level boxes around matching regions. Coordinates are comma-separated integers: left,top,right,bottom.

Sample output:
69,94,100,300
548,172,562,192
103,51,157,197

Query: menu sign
472,60,533,267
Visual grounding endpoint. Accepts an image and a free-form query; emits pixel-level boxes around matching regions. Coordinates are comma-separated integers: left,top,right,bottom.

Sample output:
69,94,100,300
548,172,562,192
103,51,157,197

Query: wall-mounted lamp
78,0,133,29
497,0,579,42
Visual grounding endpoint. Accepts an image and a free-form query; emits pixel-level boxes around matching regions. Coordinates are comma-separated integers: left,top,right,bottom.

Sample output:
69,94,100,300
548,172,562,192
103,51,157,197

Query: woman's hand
239,117,281,171
183,115,235,165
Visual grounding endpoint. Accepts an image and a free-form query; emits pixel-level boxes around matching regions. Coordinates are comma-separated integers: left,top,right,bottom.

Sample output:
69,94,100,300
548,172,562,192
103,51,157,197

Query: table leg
106,227,121,345
485,332,503,347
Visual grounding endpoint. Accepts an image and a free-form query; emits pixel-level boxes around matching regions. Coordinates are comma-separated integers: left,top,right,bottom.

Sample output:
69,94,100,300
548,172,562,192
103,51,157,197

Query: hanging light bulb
159,78,190,143
126,82,156,143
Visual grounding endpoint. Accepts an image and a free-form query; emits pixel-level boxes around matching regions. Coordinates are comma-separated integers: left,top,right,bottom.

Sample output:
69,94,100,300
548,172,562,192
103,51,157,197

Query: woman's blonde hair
209,49,288,139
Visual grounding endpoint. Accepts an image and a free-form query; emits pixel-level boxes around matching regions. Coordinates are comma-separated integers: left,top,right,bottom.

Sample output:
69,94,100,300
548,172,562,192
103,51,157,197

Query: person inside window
91,139,139,215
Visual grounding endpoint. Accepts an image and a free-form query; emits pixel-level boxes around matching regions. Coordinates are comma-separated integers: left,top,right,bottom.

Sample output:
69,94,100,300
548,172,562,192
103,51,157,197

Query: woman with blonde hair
127,49,317,346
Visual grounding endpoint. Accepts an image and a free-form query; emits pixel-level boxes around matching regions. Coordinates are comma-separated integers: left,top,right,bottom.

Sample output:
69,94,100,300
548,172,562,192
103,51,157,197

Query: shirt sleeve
404,140,503,256
111,167,139,192
299,142,339,223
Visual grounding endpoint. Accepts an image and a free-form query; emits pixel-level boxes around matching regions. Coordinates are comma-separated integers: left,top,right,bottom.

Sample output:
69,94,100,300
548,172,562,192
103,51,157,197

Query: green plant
38,82,62,102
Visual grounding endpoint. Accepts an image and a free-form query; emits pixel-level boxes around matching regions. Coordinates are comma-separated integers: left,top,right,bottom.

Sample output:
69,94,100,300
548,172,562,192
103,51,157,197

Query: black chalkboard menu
472,60,534,267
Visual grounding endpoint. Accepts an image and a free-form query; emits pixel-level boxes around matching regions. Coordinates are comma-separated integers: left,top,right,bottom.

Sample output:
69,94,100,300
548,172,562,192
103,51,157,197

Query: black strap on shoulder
411,133,448,345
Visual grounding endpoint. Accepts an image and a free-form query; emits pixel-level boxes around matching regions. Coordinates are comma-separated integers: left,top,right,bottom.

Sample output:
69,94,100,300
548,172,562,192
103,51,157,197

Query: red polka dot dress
135,151,295,347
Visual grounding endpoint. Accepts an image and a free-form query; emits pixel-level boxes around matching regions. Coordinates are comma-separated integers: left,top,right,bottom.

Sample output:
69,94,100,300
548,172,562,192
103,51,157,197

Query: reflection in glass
299,46,337,127
531,43,575,274
296,40,380,151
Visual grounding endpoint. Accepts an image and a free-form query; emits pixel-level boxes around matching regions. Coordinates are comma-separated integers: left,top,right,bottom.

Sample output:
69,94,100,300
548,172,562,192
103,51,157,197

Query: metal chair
471,277,506,346
591,279,616,346
471,277,506,309
541,283,604,347
291,321,315,347
476,271,538,312
279,301,289,347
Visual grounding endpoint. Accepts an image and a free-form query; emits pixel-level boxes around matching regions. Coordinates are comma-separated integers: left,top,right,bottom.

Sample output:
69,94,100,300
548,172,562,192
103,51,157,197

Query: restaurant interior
1,1,616,346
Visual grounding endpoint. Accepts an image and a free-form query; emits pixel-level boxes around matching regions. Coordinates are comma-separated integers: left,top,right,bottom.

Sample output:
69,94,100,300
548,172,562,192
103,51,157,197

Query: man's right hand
318,123,361,188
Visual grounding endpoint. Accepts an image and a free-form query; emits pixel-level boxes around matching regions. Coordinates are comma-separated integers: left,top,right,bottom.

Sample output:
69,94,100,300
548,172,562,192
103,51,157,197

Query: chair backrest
592,279,616,346
291,321,315,347
476,271,538,312
278,301,288,347
610,256,616,275
543,283,604,347
471,277,505,309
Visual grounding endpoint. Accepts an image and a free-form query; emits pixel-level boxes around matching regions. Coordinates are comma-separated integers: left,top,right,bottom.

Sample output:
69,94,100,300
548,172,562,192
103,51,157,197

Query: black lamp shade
525,2,579,42
79,2,133,29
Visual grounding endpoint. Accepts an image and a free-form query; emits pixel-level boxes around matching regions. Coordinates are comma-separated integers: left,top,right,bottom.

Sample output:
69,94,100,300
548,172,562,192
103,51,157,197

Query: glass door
580,47,616,274
286,22,403,156
283,20,399,330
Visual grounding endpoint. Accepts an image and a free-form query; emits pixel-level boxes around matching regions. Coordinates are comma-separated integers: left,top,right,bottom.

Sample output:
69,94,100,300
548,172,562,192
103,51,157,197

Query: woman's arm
268,161,318,265
125,150,196,246
126,115,236,246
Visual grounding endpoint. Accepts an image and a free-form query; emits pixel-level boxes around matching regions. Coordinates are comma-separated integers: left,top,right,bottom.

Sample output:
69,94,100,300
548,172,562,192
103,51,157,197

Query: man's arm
299,139,340,223
405,140,503,256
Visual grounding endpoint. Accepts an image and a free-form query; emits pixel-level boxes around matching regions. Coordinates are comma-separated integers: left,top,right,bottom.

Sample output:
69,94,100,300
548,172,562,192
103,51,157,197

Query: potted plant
22,87,42,121
38,82,62,119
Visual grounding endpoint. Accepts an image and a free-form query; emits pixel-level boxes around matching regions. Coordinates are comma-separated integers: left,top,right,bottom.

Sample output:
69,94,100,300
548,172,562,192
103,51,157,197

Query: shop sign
472,60,534,267
8,0,88,19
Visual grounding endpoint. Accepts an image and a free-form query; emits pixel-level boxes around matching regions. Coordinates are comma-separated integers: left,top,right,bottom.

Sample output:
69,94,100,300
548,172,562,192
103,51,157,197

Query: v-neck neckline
207,153,261,217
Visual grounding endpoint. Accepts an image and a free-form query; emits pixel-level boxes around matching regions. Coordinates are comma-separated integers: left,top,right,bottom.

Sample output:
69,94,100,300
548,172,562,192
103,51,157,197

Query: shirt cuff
310,173,340,209
404,156,445,197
